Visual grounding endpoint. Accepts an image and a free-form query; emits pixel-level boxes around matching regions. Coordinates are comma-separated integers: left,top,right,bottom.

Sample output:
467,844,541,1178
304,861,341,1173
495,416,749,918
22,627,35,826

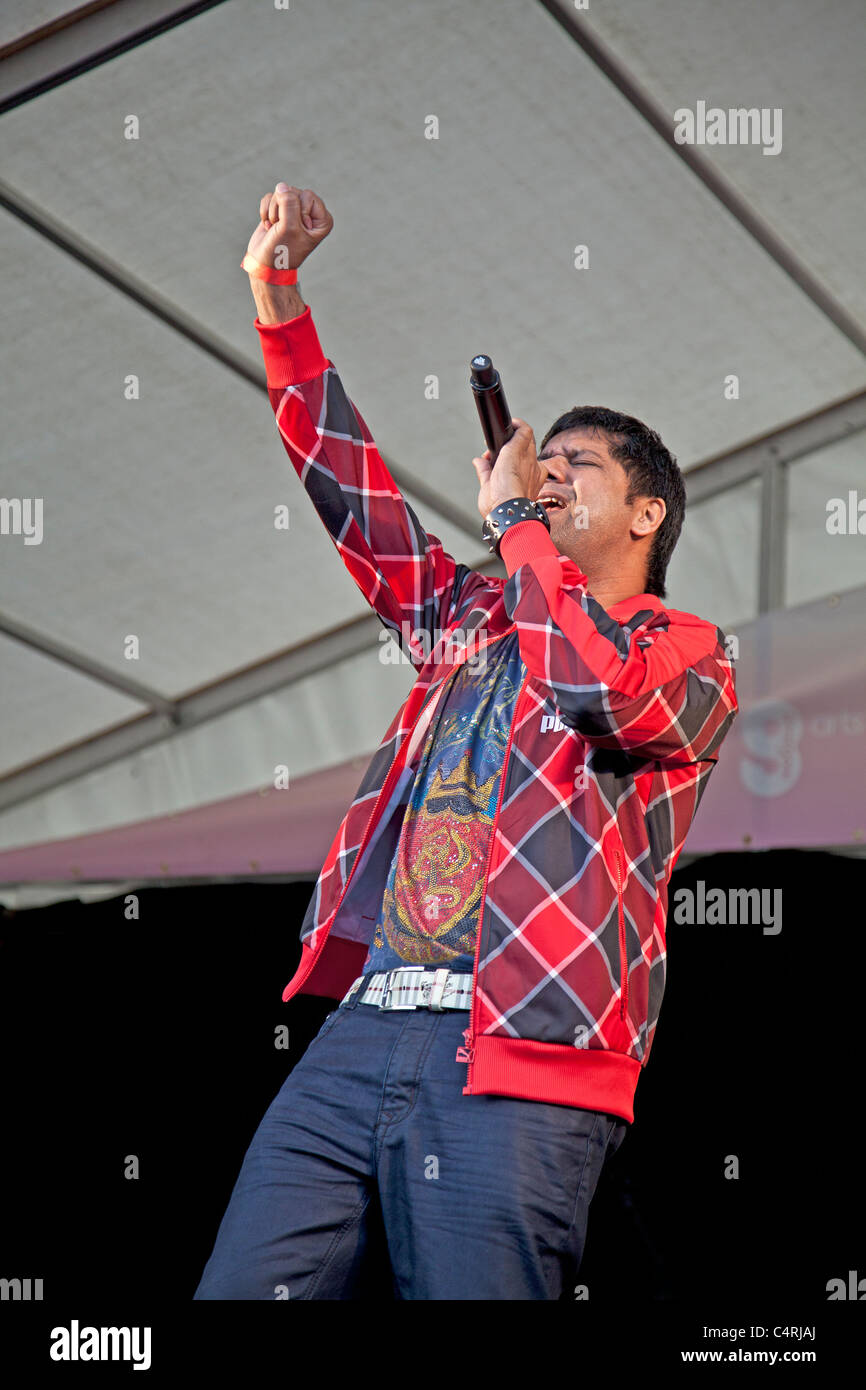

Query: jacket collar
606,589,667,618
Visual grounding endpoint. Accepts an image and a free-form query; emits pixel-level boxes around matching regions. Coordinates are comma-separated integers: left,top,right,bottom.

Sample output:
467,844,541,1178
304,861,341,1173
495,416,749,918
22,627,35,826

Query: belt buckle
426,967,450,1011
380,966,424,1009
343,977,363,1006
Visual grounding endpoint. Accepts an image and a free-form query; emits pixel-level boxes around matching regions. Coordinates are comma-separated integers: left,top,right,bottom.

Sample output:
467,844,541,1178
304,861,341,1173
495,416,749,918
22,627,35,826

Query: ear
630,496,665,540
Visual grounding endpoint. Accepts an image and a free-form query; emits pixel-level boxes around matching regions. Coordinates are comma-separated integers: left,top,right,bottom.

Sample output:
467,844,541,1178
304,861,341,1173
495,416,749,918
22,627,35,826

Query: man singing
194,182,738,1301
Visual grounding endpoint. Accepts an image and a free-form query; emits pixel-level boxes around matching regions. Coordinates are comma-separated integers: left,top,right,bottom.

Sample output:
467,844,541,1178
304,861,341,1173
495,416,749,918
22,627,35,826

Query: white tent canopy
1,0,864,907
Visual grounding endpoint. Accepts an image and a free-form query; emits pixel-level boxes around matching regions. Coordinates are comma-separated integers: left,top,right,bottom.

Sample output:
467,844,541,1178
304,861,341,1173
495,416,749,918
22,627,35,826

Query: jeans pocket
308,1007,342,1048
605,1117,629,1161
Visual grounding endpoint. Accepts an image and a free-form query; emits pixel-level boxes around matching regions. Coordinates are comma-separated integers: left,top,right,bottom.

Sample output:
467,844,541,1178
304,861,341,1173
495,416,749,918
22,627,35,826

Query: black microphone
469,354,515,466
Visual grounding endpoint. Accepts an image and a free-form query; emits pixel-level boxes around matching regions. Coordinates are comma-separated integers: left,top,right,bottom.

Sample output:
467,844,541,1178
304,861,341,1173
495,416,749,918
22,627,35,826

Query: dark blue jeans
193,990,628,1300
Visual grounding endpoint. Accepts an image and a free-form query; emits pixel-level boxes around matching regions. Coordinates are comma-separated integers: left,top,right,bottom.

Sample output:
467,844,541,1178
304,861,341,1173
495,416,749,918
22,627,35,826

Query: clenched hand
246,183,333,270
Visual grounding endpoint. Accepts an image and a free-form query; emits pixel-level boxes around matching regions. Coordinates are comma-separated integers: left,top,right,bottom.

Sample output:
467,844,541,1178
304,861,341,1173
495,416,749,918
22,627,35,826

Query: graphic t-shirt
362,636,524,976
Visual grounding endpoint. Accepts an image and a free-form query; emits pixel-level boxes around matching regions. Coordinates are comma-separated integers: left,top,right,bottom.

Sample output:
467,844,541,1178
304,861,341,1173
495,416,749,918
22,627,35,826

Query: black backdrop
1,847,861,1304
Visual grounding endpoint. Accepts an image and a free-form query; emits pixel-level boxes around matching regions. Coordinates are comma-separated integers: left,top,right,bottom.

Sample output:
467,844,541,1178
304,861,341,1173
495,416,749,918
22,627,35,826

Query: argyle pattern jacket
255,305,738,1124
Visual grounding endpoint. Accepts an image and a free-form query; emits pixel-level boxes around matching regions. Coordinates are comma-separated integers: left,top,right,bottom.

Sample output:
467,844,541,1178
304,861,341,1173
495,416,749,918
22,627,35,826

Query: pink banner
0,759,366,883
686,585,866,852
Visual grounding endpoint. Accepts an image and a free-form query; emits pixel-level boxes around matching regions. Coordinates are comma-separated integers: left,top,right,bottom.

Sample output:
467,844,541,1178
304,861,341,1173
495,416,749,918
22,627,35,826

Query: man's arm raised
246,183,478,667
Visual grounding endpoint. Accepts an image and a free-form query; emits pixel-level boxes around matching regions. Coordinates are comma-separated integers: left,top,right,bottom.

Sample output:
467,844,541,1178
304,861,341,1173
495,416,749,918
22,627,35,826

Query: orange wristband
240,252,298,285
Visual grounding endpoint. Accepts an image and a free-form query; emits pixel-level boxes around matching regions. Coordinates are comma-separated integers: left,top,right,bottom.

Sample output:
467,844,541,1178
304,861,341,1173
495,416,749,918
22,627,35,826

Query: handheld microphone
469,354,515,466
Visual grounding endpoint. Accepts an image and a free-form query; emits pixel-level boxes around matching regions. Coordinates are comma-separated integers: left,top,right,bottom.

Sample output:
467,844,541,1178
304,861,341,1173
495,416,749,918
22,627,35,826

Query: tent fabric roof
1,0,864,906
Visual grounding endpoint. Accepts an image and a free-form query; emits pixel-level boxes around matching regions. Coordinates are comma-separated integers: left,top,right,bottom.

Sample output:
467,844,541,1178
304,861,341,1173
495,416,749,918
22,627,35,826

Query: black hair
539,406,685,599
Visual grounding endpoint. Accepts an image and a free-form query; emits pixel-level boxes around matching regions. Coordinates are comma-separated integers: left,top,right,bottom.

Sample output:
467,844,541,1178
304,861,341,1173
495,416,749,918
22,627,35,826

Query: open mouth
539,496,568,512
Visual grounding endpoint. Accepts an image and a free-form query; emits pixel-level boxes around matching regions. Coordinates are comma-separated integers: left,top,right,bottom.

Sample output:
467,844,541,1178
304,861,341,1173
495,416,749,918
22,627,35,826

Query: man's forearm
251,277,306,324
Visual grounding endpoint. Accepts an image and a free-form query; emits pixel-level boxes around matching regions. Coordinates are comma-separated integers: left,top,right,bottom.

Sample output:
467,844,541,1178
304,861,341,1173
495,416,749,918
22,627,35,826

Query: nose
543,453,569,483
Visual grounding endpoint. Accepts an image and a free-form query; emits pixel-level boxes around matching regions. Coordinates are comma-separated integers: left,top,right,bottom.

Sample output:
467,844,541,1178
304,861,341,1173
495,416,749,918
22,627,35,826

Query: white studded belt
341,966,473,1011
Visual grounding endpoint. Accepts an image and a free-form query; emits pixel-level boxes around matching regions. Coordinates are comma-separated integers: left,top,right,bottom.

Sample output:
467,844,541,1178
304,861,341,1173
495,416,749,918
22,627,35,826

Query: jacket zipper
288,714,410,993
614,848,628,1020
459,637,529,1085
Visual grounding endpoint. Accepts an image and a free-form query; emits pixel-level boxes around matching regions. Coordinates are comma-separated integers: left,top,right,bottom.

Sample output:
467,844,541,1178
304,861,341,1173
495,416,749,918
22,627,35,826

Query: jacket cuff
254,305,329,388
498,517,563,574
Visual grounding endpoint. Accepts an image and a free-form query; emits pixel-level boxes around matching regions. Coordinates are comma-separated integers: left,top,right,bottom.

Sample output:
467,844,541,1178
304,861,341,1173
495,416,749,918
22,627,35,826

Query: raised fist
246,183,333,270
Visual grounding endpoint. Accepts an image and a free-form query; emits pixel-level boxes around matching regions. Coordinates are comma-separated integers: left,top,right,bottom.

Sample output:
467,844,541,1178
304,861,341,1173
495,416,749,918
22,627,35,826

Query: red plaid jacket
255,306,738,1124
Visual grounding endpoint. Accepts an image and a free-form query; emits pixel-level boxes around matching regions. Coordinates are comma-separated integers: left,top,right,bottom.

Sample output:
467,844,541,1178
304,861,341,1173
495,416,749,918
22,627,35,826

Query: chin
548,512,576,557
